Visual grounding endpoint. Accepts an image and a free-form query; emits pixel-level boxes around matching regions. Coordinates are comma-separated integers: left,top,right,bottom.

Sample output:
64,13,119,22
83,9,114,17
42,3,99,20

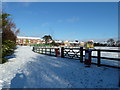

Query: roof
17,36,41,40
87,40,94,43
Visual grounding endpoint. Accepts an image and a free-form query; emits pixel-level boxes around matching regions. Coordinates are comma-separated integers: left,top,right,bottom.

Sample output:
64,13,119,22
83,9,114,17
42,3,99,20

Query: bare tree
107,38,115,46
1,12,20,43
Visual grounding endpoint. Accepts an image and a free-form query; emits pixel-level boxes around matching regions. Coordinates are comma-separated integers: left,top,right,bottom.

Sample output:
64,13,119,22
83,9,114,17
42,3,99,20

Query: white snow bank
0,46,38,89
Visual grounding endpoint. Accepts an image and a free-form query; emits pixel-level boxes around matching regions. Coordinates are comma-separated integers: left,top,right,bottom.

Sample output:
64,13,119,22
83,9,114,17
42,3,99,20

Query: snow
0,46,119,88
95,46,118,50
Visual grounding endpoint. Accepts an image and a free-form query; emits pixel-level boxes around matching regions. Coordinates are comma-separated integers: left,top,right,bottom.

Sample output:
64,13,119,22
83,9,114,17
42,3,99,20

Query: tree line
94,38,120,47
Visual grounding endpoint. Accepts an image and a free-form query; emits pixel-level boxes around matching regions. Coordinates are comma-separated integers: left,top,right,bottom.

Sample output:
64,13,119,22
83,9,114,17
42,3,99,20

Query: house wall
16,38,43,45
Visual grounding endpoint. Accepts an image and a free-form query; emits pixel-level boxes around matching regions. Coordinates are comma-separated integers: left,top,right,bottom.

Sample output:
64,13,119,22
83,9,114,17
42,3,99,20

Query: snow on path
0,46,119,88
0,46,37,89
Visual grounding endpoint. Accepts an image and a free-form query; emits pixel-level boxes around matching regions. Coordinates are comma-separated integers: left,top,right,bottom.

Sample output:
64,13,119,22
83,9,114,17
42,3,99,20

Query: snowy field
0,46,119,88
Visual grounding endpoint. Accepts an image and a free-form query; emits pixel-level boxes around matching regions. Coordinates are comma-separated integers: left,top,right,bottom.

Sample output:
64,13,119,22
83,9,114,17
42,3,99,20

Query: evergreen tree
0,12,20,62
42,35,52,44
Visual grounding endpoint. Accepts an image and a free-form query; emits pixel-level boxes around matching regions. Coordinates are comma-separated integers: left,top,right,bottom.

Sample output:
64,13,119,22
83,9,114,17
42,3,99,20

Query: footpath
0,46,119,88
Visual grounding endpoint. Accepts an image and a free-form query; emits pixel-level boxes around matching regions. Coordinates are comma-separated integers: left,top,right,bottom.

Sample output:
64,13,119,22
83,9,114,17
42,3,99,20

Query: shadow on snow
9,54,119,88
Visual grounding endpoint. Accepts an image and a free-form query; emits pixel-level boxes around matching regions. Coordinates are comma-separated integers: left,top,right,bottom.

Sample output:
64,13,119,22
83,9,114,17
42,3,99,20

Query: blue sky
3,2,118,41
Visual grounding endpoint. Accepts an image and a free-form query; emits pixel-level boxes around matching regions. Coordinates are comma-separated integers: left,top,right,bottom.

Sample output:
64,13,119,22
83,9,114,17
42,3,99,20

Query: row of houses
16,36,84,46
16,36,43,45
16,36,120,47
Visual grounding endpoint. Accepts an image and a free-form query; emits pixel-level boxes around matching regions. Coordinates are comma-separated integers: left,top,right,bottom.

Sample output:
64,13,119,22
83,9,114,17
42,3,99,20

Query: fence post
36,47,38,53
55,48,59,57
50,48,51,56
97,50,101,67
36,47,37,53
84,49,92,67
61,47,64,58
80,47,83,63
34,47,36,52
39,47,40,53
45,48,46,54
32,47,35,52
39,48,41,53
42,48,43,54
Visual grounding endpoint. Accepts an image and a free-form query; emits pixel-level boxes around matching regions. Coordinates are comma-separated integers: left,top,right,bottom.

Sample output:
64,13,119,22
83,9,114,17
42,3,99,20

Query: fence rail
33,47,60,56
33,46,120,69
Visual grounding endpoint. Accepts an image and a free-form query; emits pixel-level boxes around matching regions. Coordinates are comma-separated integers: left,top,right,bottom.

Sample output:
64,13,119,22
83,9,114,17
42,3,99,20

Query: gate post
80,47,83,63
32,47,35,51
84,49,92,67
55,48,59,57
61,47,64,58
97,50,101,67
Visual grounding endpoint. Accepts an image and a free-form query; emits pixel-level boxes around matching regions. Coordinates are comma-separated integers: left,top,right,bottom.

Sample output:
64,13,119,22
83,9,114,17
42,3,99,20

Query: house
16,36,43,46
69,41,80,47
64,40,80,47
64,40,71,47
80,41,85,47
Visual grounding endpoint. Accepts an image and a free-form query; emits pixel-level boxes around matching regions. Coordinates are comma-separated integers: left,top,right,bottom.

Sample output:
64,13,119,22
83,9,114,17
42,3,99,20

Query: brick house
16,36,44,45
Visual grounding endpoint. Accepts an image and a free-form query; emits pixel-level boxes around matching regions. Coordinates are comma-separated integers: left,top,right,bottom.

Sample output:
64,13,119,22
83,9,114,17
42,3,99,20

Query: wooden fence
33,47,60,56
33,46,120,69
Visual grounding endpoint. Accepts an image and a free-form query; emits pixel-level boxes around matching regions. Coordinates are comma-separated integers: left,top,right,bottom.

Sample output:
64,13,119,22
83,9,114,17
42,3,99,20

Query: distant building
16,36,43,45
64,40,71,47
55,40,63,44
116,40,120,47
64,40,80,47
69,41,80,47
99,41,107,45
80,41,85,47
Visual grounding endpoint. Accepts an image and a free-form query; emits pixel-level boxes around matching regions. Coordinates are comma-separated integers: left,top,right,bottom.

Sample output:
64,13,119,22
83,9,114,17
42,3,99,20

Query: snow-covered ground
0,46,119,88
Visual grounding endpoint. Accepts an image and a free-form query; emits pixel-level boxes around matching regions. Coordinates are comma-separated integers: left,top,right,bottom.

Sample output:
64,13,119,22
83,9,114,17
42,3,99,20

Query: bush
2,58,8,63
3,40,16,49
2,40,16,58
